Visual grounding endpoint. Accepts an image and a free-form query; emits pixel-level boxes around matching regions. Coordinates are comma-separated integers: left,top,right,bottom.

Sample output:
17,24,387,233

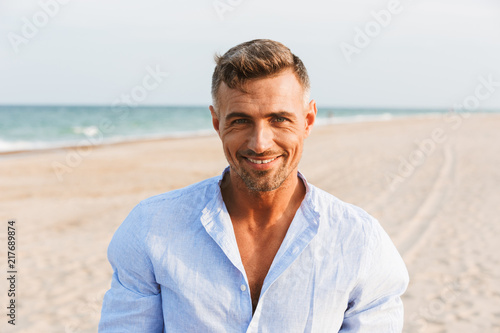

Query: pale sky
1,0,499,108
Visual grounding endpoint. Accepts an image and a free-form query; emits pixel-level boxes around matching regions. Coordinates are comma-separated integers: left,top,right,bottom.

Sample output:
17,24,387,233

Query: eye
232,118,249,125
273,117,288,123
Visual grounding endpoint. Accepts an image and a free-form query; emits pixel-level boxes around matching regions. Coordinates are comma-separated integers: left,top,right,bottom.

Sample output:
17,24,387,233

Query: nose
247,122,273,154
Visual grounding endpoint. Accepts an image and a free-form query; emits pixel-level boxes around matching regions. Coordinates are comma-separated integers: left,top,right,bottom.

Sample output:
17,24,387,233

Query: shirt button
240,284,247,292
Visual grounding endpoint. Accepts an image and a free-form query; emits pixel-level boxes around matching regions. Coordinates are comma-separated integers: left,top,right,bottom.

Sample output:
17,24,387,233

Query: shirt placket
245,205,321,332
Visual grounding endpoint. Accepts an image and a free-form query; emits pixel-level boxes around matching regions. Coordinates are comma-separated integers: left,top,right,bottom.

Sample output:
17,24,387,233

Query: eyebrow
225,111,296,121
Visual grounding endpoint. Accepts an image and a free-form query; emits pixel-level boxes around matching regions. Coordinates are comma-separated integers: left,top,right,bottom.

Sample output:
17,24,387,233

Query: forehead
217,70,304,115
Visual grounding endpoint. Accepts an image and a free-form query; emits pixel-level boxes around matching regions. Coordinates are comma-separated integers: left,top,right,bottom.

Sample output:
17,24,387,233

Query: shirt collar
207,167,321,291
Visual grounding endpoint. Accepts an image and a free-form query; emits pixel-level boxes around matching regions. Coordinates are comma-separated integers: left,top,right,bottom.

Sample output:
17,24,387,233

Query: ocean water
0,105,484,153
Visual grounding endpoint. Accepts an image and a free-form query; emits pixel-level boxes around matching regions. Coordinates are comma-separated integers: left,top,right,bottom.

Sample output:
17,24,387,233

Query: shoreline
0,111,476,157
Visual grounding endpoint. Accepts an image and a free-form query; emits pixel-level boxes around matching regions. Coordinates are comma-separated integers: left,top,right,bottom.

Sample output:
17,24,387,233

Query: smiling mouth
246,157,278,164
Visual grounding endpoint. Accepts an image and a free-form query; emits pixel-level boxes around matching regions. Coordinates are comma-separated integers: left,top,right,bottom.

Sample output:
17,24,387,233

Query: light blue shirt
99,169,409,332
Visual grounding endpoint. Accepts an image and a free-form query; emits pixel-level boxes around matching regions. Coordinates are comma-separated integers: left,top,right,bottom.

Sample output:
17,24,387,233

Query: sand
1,113,499,332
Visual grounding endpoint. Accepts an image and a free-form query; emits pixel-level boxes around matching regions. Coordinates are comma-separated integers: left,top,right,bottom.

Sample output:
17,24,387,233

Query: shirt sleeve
340,220,409,332
98,203,164,332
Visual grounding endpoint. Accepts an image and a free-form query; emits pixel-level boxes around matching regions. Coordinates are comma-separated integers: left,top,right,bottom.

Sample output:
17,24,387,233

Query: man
99,39,409,332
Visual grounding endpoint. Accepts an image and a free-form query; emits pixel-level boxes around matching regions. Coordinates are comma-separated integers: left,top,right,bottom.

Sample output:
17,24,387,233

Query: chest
234,230,287,311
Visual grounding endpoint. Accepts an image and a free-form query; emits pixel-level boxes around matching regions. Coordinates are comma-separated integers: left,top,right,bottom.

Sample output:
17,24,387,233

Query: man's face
210,69,317,192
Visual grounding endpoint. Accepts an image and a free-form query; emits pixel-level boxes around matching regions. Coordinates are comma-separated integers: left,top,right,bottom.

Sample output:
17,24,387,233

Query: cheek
273,127,304,150
221,133,243,155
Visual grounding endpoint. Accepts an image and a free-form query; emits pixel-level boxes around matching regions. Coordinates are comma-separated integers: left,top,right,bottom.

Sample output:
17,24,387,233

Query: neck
221,169,306,231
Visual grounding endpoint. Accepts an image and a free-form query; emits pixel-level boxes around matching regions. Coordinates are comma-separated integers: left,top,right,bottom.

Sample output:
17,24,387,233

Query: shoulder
307,183,379,234
114,175,221,239
139,176,220,209
306,183,408,286
305,183,395,266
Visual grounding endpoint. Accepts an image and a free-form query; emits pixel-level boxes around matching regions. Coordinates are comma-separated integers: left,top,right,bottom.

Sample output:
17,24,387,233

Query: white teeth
247,157,277,164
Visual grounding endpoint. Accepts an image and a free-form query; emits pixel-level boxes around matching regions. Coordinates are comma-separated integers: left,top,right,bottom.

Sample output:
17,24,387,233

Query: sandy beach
1,113,499,332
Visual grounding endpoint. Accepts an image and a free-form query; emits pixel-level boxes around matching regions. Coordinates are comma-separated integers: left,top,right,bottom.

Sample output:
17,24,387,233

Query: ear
304,99,317,137
209,105,221,137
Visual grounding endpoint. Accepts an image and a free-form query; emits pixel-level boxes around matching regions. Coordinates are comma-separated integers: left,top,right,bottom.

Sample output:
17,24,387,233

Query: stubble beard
237,167,287,192
232,155,298,192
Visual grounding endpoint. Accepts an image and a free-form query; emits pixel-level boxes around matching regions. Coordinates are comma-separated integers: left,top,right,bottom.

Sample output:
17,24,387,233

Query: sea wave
0,130,216,154
71,125,99,137
0,139,62,153
315,112,394,126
